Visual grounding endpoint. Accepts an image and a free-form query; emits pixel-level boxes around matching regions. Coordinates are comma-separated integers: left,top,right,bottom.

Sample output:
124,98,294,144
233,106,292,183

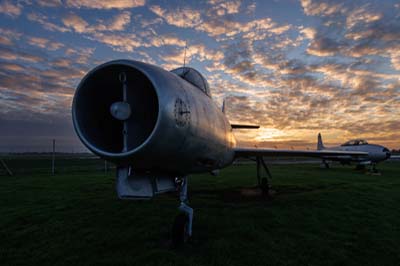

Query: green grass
1,159,400,266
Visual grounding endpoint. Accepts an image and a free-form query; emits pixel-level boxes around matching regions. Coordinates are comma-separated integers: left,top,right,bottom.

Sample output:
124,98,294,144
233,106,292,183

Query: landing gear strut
369,163,379,174
172,177,193,246
321,160,330,169
256,156,272,196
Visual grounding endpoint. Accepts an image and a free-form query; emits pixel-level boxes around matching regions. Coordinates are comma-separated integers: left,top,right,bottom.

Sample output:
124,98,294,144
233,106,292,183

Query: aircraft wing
234,147,368,158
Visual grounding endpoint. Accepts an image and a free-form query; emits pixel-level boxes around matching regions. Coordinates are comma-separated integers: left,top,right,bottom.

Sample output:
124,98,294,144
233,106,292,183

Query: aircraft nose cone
110,101,131,121
382,147,391,159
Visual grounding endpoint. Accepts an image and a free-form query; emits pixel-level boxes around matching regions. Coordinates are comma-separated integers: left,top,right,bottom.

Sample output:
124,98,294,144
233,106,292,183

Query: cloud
33,11,183,53
300,27,317,39
0,46,44,63
346,6,382,29
160,43,224,70
62,11,132,34
0,50,91,125
137,16,163,28
0,27,21,47
89,32,142,52
207,0,242,16
300,0,346,17
307,36,343,56
390,51,400,70
66,0,145,9
222,40,258,82
0,36,12,46
0,62,24,72
27,36,64,50
28,12,71,32
149,35,185,48
149,5,202,28
107,11,131,30
269,25,291,35
62,14,89,33
64,46,95,64
0,1,22,18
52,58,72,68
0,36,94,134
36,0,62,7
303,1,400,73
197,16,291,41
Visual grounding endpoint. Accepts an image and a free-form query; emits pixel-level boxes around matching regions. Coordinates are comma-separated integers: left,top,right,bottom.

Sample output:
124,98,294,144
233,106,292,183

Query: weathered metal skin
72,60,235,175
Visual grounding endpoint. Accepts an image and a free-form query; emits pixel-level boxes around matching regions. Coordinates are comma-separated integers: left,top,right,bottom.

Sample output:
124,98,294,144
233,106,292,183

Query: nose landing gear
368,163,381,175
172,177,193,247
256,156,273,196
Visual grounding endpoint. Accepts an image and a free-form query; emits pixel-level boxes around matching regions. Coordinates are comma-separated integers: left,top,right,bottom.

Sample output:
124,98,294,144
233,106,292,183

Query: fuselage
322,144,391,163
72,60,236,176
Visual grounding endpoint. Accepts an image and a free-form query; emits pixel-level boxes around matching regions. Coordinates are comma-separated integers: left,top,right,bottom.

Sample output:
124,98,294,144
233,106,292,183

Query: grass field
1,158,400,266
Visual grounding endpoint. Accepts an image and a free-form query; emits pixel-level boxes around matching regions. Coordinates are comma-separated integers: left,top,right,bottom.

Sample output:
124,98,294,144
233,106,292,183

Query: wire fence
0,154,114,176
2,153,400,176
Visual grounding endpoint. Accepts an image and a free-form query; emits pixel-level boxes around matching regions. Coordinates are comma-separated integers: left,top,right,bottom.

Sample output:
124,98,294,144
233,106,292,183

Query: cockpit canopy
171,67,211,97
341,139,368,146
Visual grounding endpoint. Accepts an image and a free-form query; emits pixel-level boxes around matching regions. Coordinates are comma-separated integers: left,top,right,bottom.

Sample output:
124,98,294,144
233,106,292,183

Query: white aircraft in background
317,133,391,171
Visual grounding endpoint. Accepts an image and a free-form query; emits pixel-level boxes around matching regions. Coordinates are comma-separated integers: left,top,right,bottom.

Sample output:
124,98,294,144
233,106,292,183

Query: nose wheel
172,212,190,246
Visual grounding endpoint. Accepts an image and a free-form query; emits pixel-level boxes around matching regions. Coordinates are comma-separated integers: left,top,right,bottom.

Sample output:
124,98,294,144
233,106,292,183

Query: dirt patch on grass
220,187,275,202
189,183,349,203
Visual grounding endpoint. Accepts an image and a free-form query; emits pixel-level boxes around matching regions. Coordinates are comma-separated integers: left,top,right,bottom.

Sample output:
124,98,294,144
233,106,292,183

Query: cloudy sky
0,0,399,152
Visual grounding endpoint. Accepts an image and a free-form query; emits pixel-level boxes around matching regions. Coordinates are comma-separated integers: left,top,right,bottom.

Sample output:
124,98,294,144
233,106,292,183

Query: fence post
52,139,55,175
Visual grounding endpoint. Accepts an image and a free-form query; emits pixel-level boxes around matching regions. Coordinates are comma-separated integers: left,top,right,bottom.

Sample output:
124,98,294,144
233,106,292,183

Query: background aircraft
317,133,391,170
72,60,369,245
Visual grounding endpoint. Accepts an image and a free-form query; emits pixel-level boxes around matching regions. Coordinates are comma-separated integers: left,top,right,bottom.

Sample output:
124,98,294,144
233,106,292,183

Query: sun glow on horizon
254,128,287,142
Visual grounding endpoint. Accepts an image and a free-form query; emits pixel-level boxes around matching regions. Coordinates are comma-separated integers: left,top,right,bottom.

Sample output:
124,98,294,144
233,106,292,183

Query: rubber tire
171,212,189,247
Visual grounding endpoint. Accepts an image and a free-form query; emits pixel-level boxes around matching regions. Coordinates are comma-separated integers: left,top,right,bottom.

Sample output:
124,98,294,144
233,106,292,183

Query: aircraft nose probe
109,72,131,152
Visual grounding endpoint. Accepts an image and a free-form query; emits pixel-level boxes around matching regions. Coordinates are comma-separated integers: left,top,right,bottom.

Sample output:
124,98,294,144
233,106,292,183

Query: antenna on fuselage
183,40,187,68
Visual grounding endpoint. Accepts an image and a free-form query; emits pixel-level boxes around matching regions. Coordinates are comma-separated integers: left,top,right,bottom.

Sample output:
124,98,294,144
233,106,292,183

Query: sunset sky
0,0,399,152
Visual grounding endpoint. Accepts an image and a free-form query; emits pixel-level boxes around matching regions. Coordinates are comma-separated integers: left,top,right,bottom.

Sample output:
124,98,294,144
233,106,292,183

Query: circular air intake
72,62,159,156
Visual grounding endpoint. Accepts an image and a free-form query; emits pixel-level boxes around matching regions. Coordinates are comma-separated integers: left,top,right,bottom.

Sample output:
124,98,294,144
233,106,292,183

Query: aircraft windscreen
341,139,368,146
171,67,211,97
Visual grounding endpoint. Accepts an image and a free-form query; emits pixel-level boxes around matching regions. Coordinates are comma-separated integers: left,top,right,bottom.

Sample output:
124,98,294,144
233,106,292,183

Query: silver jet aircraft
72,60,370,245
317,133,391,170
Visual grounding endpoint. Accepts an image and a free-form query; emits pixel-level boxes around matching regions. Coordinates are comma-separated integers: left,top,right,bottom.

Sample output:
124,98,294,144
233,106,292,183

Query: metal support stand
369,163,380,174
0,159,13,176
320,159,330,169
256,156,272,195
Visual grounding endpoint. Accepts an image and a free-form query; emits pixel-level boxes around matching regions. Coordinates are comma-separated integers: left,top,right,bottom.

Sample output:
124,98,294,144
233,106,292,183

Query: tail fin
317,133,325,150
